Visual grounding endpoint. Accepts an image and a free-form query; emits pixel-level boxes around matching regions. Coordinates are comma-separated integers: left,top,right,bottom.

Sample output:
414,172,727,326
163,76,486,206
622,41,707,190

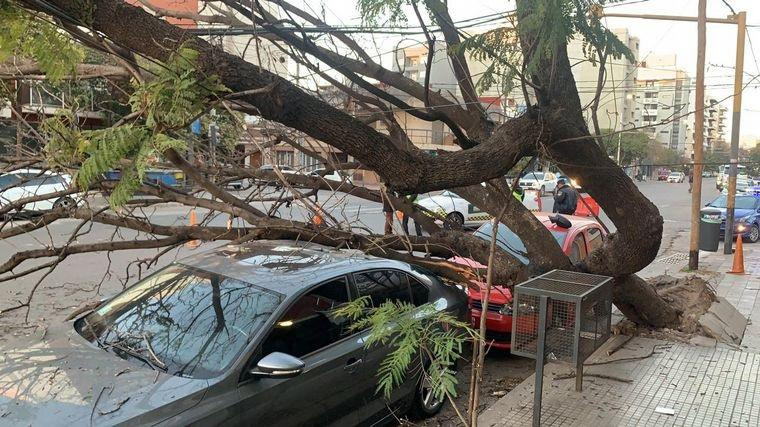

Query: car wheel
53,196,76,210
408,367,446,419
539,185,545,197
443,212,464,230
748,225,760,243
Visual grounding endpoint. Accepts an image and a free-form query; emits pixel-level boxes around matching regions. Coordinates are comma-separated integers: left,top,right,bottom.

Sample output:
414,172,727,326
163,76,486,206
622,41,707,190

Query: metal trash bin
699,208,722,252
511,270,613,427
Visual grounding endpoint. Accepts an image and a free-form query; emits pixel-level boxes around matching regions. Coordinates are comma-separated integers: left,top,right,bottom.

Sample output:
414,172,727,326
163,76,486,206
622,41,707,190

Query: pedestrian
512,185,525,202
553,178,578,215
688,168,694,193
382,193,394,235
402,194,422,236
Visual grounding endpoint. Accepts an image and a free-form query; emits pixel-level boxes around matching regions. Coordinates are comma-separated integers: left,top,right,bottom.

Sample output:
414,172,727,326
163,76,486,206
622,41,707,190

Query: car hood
448,257,513,305
468,284,513,305
702,207,755,220
0,323,210,426
417,195,455,209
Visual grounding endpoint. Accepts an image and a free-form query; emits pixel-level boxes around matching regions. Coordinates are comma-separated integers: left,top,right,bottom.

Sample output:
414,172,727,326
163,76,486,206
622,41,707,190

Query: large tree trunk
514,1,679,327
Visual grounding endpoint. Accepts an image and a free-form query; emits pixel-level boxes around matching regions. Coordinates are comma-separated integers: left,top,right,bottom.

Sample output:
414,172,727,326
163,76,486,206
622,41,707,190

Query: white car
310,168,353,185
519,171,558,196
416,189,542,229
667,172,685,183
0,169,78,215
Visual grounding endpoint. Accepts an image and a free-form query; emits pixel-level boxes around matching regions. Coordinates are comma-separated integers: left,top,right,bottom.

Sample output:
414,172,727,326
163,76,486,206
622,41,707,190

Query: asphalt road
0,179,719,340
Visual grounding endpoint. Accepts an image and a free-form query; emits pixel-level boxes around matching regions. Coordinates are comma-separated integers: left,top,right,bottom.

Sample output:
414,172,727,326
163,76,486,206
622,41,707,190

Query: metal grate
519,278,593,296
511,269,613,364
542,270,611,286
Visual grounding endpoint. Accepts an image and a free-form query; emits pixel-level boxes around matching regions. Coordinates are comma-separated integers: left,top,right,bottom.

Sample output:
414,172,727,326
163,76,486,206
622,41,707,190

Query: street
0,179,720,341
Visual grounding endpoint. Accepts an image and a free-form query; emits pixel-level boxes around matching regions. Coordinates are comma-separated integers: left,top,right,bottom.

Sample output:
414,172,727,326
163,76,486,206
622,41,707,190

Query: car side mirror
250,352,305,379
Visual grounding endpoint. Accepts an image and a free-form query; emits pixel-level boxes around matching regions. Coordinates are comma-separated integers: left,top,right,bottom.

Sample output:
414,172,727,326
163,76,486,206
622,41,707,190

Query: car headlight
499,304,513,316
737,224,748,232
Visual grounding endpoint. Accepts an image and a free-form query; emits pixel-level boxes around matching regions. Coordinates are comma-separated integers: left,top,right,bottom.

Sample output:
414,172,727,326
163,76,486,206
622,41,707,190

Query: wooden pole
724,12,747,254
689,0,707,269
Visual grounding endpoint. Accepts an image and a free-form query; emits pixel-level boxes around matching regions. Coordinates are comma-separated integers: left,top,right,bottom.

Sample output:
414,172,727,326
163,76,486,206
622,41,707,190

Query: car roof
176,240,412,297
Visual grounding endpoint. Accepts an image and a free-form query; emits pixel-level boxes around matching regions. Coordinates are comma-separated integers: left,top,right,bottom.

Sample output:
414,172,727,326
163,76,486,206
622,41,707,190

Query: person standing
688,167,694,193
402,194,422,236
382,193,394,235
553,179,578,215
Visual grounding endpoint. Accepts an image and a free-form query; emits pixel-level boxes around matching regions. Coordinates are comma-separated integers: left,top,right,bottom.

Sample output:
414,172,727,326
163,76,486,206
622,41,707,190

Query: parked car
0,241,466,425
657,169,671,181
310,168,353,185
518,171,558,196
416,189,541,229
257,164,302,188
703,194,760,243
0,169,78,215
667,172,685,183
104,169,187,189
452,214,606,349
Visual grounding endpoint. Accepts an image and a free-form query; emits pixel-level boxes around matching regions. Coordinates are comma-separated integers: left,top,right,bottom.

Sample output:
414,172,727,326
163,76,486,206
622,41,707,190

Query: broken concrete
688,335,717,347
698,296,747,344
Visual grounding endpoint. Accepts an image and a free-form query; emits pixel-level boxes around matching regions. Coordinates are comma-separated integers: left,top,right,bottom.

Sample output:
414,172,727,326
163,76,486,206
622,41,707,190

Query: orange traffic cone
312,206,324,226
185,209,201,249
728,234,745,274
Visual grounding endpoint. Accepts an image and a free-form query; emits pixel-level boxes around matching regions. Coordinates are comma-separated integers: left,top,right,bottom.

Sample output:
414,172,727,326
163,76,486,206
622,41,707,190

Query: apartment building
632,55,692,154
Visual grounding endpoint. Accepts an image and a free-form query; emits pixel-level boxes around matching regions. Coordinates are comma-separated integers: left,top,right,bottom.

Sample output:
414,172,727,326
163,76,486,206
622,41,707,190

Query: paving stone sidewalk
479,245,760,426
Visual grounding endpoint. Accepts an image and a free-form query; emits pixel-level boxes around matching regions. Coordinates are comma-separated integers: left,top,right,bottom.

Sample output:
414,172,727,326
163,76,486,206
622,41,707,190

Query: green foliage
600,129,650,165
333,296,475,400
357,0,409,26
458,0,634,96
0,2,83,82
41,44,226,208
130,45,228,130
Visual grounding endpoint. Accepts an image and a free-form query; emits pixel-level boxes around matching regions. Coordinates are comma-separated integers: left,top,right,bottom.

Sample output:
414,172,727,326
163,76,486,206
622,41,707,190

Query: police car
416,189,541,229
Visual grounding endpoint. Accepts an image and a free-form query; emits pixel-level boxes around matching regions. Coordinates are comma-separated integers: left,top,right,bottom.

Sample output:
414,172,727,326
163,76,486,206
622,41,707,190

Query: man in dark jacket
553,179,578,215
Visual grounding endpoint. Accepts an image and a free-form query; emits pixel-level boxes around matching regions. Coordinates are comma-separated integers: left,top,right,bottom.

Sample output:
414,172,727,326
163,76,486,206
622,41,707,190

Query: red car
451,213,607,349
657,169,671,181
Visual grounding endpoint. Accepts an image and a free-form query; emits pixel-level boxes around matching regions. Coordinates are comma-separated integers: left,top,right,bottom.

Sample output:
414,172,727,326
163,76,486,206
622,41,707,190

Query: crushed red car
451,213,606,349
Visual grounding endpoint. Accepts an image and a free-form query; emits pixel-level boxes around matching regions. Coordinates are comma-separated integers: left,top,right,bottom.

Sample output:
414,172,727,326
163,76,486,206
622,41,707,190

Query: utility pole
724,11,747,254
689,0,707,269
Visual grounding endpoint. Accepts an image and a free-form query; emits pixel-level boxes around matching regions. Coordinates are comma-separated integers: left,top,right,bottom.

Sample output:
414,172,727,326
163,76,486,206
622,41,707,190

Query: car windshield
523,172,544,180
0,174,21,188
474,222,566,264
709,195,757,210
77,264,282,379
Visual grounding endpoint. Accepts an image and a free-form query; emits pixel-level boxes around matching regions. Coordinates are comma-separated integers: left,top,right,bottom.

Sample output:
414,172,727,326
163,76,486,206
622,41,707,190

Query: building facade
632,55,692,155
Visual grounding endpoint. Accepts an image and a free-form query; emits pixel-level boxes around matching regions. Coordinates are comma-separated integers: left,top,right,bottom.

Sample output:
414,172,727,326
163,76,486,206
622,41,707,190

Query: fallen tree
3,0,680,328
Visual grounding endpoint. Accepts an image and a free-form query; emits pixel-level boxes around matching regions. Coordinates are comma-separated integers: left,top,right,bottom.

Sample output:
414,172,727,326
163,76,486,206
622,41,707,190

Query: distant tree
600,129,649,165
748,143,760,175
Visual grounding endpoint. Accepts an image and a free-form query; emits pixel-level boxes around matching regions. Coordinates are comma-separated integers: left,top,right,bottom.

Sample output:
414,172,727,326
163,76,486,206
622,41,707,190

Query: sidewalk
479,243,760,426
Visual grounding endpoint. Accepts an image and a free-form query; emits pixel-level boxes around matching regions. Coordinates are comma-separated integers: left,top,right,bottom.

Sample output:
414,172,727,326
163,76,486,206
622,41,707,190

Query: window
76,265,282,379
27,175,66,186
275,151,294,166
587,228,604,252
408,275,430,306
260,277,352,358
354,270,412,307
569,234,588,263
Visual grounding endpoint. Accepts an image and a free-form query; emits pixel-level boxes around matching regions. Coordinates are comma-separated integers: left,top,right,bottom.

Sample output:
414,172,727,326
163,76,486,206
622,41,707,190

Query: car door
568,232,588,263
351,270,426,418
231,276,369,427
585,227,604,255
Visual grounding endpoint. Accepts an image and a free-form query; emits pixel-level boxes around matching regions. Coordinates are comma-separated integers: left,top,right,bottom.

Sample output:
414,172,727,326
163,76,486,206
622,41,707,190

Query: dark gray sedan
0,241,466,426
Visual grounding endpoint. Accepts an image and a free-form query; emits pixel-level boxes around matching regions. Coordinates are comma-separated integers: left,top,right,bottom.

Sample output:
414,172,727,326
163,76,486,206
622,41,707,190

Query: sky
292,0,760,146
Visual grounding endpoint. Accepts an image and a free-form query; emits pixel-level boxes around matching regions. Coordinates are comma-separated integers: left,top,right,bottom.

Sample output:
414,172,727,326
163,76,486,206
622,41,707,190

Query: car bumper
469,308,512,349
719,223,753,237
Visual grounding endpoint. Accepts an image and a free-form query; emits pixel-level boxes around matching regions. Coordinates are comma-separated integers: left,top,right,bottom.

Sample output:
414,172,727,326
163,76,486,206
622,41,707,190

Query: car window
408,274,430,306
260,277,352,359
569,234,588,263
76,265,282,379
0,174,21,188
353,270,412,307
709,195,757,210
27,175,66,186
474,222,566,265
587,227,604,252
